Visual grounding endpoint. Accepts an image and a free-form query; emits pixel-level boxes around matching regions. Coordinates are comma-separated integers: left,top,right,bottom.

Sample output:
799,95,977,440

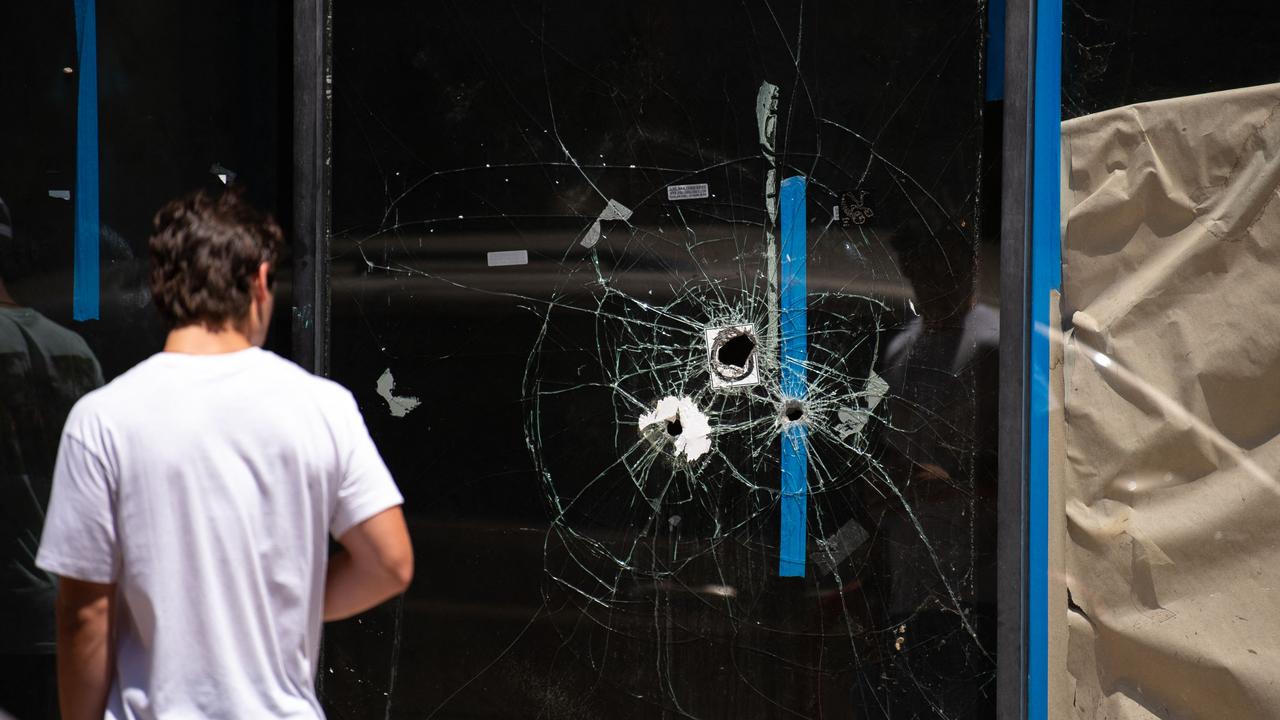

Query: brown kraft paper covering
1058,82,1280,718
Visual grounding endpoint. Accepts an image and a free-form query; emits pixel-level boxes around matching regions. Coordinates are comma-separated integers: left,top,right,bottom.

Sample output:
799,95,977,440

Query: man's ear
253,262,272,302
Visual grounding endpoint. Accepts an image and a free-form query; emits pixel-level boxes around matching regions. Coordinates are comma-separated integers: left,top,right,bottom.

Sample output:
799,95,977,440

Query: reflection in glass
0,4,288,714
0,196,103,719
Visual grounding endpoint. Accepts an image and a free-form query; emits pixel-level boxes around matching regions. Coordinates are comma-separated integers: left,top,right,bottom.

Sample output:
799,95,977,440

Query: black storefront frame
291,0,331,377
289,1,1038,716
997,0,1034,718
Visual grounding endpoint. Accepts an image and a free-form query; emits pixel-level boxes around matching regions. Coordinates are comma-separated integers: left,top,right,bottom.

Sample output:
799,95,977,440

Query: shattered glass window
325,1,1000,717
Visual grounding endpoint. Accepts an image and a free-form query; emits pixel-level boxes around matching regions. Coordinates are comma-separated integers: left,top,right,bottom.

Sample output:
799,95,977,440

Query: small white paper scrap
376,368,421,418
48,190,71,200
579,199,633,249
209,162,237,185
487,250,529,267
666,183,710,201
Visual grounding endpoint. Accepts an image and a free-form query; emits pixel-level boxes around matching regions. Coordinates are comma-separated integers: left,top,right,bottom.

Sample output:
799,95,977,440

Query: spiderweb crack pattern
327,1,995,716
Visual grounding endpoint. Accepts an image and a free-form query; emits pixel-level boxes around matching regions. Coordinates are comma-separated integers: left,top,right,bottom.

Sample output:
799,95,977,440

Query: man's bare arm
325,506,413,621
55,577,115,720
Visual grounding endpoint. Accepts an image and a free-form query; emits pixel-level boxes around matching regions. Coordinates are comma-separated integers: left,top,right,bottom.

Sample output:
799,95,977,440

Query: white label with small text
666,183,710,201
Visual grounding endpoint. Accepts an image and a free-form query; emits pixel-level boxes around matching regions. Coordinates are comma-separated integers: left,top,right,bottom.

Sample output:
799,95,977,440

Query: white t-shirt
36,348,403,719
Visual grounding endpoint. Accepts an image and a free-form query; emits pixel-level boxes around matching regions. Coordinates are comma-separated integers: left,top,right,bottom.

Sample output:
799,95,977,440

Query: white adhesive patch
811,518,870,576
376,368,421,418
487,249,529,267
639,396,712,461
209,162,236,185
756,80,781,367
48,190,71,200
835,371,889,441
580,199,633,249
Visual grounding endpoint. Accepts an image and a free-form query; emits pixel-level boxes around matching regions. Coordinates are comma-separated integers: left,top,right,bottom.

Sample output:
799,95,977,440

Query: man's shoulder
225,351,364,428
29,314,96,358
0,308,96,359
251,350,358,407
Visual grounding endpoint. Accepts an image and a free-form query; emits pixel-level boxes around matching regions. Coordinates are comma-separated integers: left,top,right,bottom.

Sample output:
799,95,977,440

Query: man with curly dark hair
36,187,412,719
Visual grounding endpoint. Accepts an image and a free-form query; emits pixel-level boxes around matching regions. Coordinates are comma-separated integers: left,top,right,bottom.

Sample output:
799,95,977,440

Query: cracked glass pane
325,1,999,717
1063,0,1280,117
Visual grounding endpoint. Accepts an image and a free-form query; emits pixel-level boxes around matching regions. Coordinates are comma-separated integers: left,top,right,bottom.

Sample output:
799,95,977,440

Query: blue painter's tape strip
1029,0,1062,718
73,0,100,321
985,0,1006,101
778,175,808,577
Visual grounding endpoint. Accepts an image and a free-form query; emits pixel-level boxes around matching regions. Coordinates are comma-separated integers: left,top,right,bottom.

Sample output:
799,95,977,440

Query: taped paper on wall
1058,82,1280,719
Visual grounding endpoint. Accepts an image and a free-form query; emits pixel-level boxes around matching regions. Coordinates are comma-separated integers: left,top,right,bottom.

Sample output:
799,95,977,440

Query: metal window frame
292,0,331,376
999,0,1061,718
1026,0,1062,718
998,0,1033,717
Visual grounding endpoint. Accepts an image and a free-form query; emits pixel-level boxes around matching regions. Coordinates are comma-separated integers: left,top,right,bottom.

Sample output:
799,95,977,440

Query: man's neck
164,323,254,355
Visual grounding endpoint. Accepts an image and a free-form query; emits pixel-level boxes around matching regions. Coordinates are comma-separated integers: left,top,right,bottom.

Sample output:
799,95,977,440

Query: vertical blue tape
778,175,807,578
73,0,100,320
1029,0,1062,718
985,0,1006,101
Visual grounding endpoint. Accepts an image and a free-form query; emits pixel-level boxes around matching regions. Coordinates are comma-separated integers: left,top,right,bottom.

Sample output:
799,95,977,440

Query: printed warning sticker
666,183,710,201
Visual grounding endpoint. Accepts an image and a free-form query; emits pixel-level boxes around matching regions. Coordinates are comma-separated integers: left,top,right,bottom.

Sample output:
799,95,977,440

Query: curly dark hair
148,187,284,329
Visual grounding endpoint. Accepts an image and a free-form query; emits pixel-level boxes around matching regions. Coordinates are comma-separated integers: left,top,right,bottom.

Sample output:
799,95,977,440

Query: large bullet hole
783,399,806,423
717,334,755,370
666,417,683,437
710,327,757,382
